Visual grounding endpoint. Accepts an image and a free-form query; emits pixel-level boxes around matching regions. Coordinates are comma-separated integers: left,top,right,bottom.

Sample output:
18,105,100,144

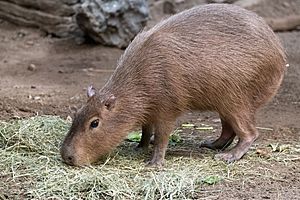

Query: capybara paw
214,152,237,163
146,159,164,169
134,144,149,153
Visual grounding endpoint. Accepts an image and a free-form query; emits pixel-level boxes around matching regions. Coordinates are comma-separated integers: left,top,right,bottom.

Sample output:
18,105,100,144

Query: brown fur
61,4,287,166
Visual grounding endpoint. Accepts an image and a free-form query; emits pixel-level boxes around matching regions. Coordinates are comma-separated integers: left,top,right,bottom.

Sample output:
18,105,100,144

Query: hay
0,116,299,199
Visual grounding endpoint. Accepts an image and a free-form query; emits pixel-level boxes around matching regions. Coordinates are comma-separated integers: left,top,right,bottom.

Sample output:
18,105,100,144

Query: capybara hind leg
200,119,236,150
215,115,259,163
147,122,174,168
136,124,153,150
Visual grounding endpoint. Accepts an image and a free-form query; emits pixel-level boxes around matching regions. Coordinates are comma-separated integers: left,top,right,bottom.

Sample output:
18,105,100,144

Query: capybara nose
61,152,75,166
61,146,75,166
65,155,74,165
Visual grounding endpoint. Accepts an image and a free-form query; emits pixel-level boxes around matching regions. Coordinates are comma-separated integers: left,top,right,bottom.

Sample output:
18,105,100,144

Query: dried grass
0,116,299,199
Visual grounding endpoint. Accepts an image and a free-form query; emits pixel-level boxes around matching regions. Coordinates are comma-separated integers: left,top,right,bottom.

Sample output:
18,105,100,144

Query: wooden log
0,1,69,25
3,0,75,16
0,0,82,37
234,0,263,9
234,0,300,32
265,15,300,32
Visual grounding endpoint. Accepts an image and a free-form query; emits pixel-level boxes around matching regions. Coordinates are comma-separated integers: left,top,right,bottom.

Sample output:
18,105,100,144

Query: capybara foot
200,139,218,149
200,120,236,150
135,135,154,152
146,159,164,169
214,152,239,163
134,144,149,153
200,137,234,150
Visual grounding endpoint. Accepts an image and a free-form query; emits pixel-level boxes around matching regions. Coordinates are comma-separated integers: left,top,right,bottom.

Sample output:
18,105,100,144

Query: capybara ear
104,95,116,111
87,85,96,98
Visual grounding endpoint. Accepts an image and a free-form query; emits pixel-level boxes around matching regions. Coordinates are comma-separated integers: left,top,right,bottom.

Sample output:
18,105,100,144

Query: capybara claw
146,160,164,169
214,153,237,163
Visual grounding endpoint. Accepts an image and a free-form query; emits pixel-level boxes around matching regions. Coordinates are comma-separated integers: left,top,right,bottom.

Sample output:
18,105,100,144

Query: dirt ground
0,1,299,199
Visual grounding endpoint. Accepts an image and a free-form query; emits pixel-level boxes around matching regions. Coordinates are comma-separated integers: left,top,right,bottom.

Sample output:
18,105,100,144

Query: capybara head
60,86,120,166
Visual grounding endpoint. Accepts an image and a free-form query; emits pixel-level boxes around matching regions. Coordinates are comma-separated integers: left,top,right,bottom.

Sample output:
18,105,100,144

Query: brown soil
0,1,299,199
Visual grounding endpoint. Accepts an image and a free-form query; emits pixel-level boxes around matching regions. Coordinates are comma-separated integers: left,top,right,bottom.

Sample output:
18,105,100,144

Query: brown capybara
60,4,287,167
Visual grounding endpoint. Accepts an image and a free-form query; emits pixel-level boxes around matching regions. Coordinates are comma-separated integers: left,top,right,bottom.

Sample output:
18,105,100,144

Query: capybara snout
61,4,286,167
61,90,122,166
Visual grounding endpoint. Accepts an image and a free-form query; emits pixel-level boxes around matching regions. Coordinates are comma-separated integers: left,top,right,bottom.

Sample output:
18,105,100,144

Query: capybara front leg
215,115,259,163
136,124,153,150
147,122,174,168
200,119,236,150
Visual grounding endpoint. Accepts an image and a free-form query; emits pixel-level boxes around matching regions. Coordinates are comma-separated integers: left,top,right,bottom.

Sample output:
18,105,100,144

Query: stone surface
76,0,149,48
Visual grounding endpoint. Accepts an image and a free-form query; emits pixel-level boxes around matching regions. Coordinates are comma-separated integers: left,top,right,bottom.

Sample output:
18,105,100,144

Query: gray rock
76,0,149,48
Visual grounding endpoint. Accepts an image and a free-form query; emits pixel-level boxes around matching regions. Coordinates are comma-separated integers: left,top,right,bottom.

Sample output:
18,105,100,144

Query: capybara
61,4,287,167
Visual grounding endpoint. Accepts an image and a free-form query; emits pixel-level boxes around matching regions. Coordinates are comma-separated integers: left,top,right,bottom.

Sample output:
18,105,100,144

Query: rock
76,0,149,48
26,41,34,46
283,2,290,8
163,1,176,14
33,96,41,100
212,118,221,123
17,30,27,38
256,148,270,158
28,64,37,71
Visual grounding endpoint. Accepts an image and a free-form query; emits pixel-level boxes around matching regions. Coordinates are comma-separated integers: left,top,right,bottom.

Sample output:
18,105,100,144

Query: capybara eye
90,119,99,129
